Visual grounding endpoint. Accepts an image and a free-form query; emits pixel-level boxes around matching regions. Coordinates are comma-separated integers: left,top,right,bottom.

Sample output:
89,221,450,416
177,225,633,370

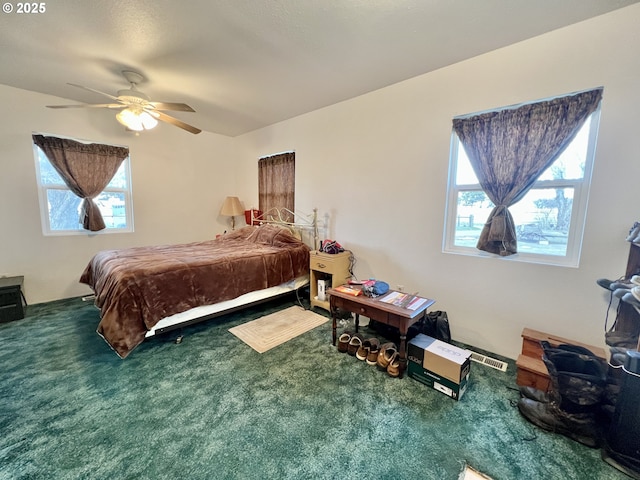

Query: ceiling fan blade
152,110,201,134
46,103,124,109
149,102,195,112
67,83,120,101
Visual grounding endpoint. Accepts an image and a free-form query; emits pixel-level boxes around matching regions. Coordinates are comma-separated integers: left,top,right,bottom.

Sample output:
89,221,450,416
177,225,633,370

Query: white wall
234,5,640,359
0,85,236,304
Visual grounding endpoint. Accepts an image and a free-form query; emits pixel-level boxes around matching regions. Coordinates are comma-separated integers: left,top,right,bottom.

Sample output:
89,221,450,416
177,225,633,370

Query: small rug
228,306,329,353
459,465,493,480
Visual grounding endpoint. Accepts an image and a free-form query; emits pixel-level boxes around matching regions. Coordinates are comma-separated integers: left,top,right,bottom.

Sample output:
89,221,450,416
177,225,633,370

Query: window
33,138,133,235
443,101,601,267
258,151,295,221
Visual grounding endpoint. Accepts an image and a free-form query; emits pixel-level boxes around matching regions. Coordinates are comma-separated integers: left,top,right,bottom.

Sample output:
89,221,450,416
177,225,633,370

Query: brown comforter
80,224,310,358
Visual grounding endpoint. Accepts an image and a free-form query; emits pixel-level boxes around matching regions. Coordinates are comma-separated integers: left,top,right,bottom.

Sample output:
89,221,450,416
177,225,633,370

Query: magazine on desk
378,291,429,310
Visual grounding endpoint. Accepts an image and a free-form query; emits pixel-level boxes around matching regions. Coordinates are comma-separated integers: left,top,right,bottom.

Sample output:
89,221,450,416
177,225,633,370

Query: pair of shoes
613,285,640,309
376,342,401,377
387,352,401,377
347,333,364,356
597,276,640,291
356,337,381,365
626,221,640,243
622,288,640,309
337,331,353,353
337,331,364,355
597,277,618,291
612,276,640,290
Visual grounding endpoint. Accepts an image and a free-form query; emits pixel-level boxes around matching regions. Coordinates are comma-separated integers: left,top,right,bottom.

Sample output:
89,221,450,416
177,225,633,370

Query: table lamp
220,196,244,230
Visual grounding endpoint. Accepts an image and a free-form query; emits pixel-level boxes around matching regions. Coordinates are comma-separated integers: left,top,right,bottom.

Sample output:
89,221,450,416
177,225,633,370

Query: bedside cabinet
0,276,25,323
310,250,352,311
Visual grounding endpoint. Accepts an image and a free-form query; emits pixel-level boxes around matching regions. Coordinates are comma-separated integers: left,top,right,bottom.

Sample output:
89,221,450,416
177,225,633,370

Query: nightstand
0,276,25,323
309,250,352,311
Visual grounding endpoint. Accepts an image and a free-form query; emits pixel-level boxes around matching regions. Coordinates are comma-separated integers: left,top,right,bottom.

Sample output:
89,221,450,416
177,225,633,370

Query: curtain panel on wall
258,152,295,223
32,135,129,232
452,88,603,256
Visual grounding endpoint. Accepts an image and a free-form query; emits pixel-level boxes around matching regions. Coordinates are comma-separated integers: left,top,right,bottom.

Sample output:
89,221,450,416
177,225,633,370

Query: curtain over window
32,134,129,231
451,88,602,256
258,152,295,222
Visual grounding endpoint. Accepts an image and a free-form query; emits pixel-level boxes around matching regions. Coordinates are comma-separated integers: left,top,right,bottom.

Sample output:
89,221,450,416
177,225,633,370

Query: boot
601,348,628,423
518,397,603,447
519,385,549,403
518,343,607,448
519,343,602,406
541,341,600,360
543,349,606,413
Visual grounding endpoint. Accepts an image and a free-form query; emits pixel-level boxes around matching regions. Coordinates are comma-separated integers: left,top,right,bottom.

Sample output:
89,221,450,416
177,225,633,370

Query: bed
80,210,321,358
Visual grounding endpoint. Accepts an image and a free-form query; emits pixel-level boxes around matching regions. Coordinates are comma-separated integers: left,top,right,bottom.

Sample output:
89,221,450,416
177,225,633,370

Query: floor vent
469,351,508,372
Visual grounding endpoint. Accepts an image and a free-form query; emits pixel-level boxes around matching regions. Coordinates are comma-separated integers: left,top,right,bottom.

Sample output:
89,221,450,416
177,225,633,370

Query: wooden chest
516,328,606,392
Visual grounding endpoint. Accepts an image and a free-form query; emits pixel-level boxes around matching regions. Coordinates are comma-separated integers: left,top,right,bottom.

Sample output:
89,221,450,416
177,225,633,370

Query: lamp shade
220,196,244,217
220,196,244,230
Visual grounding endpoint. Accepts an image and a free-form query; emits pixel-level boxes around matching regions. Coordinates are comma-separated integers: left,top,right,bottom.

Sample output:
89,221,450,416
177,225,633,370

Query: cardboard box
407,334,471,384
407,362,469,401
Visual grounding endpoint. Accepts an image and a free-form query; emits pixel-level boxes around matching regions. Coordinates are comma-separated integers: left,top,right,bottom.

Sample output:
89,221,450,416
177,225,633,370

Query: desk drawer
331,296,389,323
310,255,341,274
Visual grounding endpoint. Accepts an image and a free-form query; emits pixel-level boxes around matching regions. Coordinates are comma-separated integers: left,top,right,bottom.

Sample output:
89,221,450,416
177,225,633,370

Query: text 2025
16,2,46,13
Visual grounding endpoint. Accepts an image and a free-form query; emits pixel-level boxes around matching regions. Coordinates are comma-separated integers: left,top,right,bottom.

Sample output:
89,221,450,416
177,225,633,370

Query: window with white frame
443,102,601,267
33,139,134,235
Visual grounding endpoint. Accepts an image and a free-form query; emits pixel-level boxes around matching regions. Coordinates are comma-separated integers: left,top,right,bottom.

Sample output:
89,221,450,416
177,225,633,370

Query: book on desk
378,291,429,310
332,284,362,296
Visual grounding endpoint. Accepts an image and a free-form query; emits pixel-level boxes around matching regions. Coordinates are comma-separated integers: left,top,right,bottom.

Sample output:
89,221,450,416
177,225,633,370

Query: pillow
246,224,292,245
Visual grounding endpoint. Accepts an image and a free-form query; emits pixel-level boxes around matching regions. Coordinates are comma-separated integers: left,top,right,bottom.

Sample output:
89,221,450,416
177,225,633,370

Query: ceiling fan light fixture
116,89,149,104
46,71,200,134
116,107,158,131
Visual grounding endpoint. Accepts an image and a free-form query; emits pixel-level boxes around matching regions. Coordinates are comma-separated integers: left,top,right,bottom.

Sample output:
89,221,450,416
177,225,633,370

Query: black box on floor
407,334,471,400
407,362,469,401
0,276,25,323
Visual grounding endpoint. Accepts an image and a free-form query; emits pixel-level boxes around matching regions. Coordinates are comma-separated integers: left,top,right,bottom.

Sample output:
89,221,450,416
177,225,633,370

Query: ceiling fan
46,70,201,134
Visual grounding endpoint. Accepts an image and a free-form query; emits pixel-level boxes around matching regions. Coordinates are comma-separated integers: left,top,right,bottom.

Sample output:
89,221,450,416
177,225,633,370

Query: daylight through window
443,96,601,267
33,137,133,235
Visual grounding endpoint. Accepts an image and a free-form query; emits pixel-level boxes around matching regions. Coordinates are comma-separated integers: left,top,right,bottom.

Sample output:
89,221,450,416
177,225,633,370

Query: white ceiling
0,0,637,137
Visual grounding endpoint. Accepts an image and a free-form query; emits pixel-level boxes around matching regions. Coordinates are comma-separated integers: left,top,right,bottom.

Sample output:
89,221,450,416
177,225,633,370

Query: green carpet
0,295,627,480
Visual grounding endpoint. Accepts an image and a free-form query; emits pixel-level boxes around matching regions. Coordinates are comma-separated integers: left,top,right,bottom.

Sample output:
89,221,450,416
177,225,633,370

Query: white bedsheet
145,274,309,337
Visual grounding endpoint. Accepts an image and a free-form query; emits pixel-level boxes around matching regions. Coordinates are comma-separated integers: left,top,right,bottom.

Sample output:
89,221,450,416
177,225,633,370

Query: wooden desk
329,289,435,376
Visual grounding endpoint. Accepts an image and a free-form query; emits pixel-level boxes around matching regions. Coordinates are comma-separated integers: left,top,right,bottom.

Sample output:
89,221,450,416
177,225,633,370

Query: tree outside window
444,108,600,267
34,141,133,235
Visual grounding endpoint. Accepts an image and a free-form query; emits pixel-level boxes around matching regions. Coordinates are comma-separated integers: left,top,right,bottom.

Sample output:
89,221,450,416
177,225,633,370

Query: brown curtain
32,135,129,231
452,88,602,256
258,152,295,222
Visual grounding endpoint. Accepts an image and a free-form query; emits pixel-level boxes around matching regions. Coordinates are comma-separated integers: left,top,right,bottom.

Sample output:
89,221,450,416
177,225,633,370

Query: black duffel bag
421,310,452,343
369,310,452,344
